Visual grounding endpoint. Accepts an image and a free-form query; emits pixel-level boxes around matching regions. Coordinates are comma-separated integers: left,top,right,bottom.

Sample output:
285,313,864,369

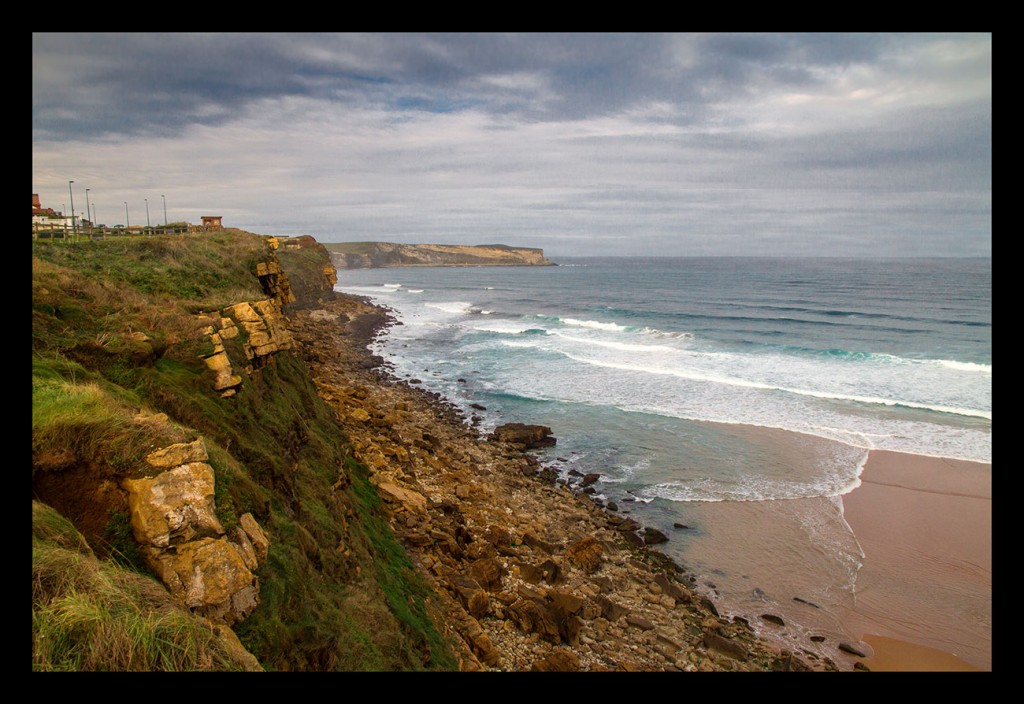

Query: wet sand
839,450,991,671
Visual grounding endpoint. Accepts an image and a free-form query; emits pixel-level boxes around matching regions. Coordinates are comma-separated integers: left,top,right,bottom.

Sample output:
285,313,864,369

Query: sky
32,33,991,258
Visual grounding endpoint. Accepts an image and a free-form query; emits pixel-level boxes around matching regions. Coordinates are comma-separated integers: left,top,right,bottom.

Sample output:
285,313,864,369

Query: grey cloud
32,33,991,258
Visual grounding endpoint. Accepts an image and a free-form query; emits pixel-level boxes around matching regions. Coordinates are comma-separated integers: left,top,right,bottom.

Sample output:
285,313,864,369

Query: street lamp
85,188,91,234
145,198,151,232
68,180,76,237
162,195,167,227
124,202,130,232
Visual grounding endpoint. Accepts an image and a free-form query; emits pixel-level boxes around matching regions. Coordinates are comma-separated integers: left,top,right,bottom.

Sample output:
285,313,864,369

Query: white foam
425,301,473,315
560,317,629,332
935,359,991,373
550,331,675,353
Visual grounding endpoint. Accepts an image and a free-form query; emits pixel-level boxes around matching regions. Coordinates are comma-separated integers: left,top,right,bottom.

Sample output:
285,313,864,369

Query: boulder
626,613,656,631
148,537,258,625
203,351,243,393
239,512,269,565
839,641,873,658
703,631,748,661
531,649,580,672
490,423,556,449
773,650,815,672
565,535,604,574
654,573,689,603
144,437,209,470
595,595,630,622
449,574,490,618
547,589,587,615
642,527,669,545
468,557,505,592
376,482,428,513
122,462,224,549
507,597,561,642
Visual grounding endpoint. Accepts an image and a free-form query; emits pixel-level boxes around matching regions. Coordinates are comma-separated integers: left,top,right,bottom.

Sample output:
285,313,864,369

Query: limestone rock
149,537,258,625
773,650,815,672
211,623,264,671
626,613,656,631
229,526,259,571
238,512,269,566
144,437,209,470
490,423,556,449
839,641,872,658
531,649,581,672
703,631,748,661
654,573,690,603
122,462,224,548
468,557,505,592
377,482,428,513
450,574,490,618
596,595,630,622
565,535,604,574
642,527,669,545
203,350,243,392
547,589,586,615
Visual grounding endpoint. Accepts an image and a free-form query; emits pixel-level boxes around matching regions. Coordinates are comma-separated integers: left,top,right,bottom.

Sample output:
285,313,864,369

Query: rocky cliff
32,230,457,672
325,242,555,269
32,230,836,672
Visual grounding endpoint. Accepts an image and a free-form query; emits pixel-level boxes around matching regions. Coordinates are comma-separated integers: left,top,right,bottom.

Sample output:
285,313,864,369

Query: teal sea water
336,256,991,666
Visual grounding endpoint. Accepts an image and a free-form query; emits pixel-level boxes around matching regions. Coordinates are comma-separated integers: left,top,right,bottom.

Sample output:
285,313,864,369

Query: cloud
32,33,991,257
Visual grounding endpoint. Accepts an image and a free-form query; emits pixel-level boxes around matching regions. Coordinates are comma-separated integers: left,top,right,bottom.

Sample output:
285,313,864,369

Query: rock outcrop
120,437,269,626
199,297,296,397
490,423,557,450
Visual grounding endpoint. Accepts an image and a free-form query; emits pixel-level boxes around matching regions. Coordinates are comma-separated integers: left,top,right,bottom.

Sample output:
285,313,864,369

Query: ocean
335,256,991,666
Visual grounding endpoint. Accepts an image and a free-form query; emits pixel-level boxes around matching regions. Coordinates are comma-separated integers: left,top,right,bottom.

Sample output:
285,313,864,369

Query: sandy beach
839,450,991,671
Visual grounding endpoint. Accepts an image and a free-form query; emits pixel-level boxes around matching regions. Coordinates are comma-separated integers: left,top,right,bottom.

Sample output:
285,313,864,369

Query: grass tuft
33,502,257,672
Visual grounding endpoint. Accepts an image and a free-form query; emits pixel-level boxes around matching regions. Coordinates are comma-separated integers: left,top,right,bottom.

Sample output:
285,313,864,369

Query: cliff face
32,230,810,673
325,242,555,269
32,231,456,672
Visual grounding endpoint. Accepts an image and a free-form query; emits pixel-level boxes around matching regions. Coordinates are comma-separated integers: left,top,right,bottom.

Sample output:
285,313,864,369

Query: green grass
32,230,461,671
33,502,257,672
32,367,176,474
348,459,457,670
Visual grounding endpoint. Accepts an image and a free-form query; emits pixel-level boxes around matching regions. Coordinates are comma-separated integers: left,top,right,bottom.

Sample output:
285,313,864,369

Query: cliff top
324,241,555,269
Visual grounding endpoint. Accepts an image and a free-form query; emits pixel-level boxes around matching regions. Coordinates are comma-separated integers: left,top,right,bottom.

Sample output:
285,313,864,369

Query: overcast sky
32,33,991,258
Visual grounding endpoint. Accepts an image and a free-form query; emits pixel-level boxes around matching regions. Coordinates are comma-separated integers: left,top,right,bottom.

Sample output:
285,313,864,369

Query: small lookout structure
201,215,224,230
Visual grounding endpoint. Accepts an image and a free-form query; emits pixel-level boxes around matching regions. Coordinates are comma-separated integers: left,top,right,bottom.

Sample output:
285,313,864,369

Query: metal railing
32,223,216,240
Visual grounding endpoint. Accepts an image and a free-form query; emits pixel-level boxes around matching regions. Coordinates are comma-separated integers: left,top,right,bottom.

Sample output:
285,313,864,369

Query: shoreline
839,449,991,671
288,291,831,671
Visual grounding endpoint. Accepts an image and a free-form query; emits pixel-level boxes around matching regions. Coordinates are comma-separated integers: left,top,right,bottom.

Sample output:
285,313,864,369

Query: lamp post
124,202,130,237
145,198,151,233
85,188,91,235
162,194,167,228
68,180,76,238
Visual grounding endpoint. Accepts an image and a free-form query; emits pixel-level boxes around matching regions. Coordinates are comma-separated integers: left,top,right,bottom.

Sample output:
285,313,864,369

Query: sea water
335,256,991,665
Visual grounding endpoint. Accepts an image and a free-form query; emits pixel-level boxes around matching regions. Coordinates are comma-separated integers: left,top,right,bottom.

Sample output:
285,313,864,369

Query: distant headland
324,241,556,269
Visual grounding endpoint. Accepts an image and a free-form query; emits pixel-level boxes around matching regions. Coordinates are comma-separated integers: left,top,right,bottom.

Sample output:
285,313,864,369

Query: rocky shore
288,291,842,672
